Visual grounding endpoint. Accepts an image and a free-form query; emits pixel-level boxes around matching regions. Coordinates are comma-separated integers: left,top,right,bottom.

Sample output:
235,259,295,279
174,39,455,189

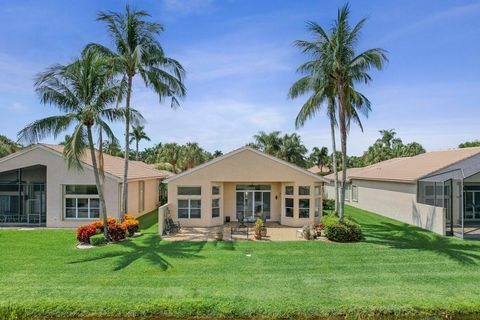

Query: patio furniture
236,212,247,228
164,210,181,235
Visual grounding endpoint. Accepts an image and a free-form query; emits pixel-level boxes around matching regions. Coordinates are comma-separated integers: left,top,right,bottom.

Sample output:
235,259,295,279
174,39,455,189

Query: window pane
65,208,76,218
236,185,271,191
77,198,88,209
178,200,189,209
299,186,310,196
78,209,89,218
65,198,76,208
190,209,201,218
352,186,358,202
178,186,201,195
212,198,220,208
178,208,189,219
314,186,321,196
212,207,220,218
285,198,293,207
65,185,97,195
212,186,220,195
285,186,294,195
90,198,99,208
263,192,271,213
90,208,100,219
285,207,293,217
190,200,201,209
299,199,310,218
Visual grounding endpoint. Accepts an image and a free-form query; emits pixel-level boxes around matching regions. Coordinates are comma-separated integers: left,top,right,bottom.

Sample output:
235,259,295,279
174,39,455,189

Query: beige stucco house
164,146,326,228
0,144,173,228
324,147,480,239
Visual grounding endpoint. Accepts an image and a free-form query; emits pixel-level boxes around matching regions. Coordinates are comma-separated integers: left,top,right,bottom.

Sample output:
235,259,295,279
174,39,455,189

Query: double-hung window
64,185,99,219
177,186,201,219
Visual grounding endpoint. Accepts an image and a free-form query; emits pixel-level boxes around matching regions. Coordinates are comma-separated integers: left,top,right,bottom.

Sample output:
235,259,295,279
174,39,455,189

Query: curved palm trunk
121,75,133,215
328,99,339,215
337,85,348,223
87,126,108,238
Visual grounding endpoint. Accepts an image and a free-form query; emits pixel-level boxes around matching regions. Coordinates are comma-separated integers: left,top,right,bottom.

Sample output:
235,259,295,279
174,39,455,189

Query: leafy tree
212,150,223,158
129,125,150,160
103,139,123,157
294,4,387,221
376,129,402,149
347,155,364,168
18,50,129,238
252,131,282,155
157,143,182,172
459,140,480,148
181,142,205,170
89,5,186,214
0,135,21,158
277,133,308,167
308,147,329,174
140,143,162,164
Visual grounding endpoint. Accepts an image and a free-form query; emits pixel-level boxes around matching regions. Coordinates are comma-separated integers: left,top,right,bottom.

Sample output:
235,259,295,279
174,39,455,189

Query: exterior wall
127,179,160,217
0,147,121,228
166,149,323,227
324,179,445,235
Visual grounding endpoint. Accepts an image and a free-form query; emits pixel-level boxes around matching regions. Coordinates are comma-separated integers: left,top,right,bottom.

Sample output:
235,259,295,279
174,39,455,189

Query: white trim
164,146,327,183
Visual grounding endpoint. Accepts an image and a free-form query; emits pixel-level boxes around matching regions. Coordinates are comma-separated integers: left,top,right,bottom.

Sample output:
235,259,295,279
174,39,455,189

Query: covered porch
0,165,46,226
419,167,480,240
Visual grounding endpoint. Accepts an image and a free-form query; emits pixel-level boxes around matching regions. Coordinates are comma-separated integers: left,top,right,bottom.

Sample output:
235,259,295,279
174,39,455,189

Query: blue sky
0,0,479,156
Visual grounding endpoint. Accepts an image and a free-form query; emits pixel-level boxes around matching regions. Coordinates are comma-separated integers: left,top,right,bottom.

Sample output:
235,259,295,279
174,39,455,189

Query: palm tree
18,50,127,238
0,135,21,158
253,131,282,156
158,143,182,172
376,129,402,149
129,125,150,160
309,147,329,174
88,5,186,215
212,150,223,158
181,142,205,170
277,133,308,167
103,139,123,157
295,4,387,221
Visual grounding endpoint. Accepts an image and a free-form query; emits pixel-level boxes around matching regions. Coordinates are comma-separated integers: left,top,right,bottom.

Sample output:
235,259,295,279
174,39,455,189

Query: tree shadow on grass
69,235,206,271
360,220,480,265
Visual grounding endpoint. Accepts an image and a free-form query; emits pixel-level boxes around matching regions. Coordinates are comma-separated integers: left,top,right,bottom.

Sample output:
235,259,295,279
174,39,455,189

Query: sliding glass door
236,185,271,222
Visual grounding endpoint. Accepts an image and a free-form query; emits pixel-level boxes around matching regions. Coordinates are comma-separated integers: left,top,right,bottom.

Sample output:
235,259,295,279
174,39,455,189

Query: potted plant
254,218,264,240
260,225,267,237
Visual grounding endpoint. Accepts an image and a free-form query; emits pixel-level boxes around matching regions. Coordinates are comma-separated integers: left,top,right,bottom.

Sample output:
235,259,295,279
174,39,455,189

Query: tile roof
324,147,480,183
42,144,174,181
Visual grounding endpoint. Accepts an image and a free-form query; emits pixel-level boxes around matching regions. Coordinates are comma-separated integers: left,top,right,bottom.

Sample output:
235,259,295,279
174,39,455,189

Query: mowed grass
1,206,480,319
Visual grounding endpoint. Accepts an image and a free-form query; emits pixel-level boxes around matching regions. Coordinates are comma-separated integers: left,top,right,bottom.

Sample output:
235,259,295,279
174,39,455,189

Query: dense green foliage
1,207,480,319
0,134,22,158
459,140,480,148
90,234,108,246
250,131,308,167
321,213,363,242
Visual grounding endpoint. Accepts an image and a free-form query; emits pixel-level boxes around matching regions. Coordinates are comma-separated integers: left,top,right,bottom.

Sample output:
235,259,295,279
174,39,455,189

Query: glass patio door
236,185,271,221
463,191,480,221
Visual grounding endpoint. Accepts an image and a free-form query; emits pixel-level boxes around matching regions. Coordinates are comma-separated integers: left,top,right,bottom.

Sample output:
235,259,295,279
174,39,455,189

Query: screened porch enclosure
418,168,480,239
0,166,46,226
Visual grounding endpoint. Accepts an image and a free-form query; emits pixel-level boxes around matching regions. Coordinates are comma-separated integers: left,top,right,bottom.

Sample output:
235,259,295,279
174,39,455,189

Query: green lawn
1,206,480,319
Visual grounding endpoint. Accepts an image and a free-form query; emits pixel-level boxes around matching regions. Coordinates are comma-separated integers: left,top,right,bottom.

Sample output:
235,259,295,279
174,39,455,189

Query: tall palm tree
88,5,186,215
309,147,329,174
129,125,150,160
18,50,128,238
277,133,308,167
295,4,387,221
253,131,282,156
158,143,182,172
376,129,402,149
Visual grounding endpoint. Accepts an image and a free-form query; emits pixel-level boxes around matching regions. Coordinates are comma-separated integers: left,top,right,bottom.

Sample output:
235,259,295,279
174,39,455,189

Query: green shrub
90,234,108,246
321,214,363,242
323,198,335,211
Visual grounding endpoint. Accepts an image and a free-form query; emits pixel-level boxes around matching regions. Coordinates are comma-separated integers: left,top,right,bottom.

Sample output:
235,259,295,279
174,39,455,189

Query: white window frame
344,184,351,202
63,185,100,220
352,185,358,202
177,199,201,219
285,197,294,218
212,198,220,218
298,198,310,218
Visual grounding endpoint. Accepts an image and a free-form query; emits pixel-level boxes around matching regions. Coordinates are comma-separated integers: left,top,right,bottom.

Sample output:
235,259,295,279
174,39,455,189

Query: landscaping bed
1,207,480,319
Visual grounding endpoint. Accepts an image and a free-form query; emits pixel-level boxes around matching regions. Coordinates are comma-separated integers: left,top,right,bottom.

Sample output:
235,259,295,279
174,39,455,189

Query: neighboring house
0,144,174,228
308,165,331,175
164,146,326,228
324,147,480,239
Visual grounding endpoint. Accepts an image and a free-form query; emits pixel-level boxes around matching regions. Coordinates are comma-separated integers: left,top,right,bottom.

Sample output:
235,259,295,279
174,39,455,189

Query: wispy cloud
381,2,480,42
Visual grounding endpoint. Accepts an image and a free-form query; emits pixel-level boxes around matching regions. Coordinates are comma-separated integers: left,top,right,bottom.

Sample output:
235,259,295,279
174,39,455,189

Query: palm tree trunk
87,126,108,238
136,140,139,161
121,75,133,215
337,86,348,223
328,100,339,215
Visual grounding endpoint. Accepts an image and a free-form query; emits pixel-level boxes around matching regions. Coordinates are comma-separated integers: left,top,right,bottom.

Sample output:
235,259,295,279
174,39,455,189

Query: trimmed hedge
90,234,108,246
321,214,363,242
